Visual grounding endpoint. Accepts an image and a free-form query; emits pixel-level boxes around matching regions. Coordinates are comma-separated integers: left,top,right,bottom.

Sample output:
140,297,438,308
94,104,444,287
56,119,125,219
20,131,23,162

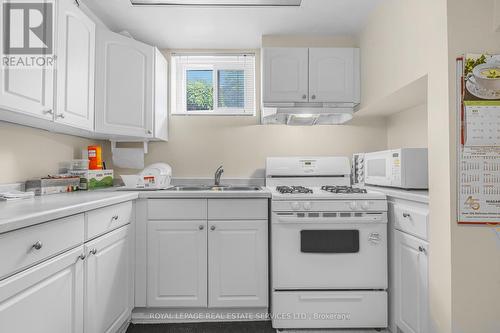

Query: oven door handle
276,217,381,224
299,295,364,301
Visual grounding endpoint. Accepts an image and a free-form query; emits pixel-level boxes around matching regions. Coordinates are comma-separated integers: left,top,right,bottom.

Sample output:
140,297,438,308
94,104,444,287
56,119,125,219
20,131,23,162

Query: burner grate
321,185,367,194
276,186,313,194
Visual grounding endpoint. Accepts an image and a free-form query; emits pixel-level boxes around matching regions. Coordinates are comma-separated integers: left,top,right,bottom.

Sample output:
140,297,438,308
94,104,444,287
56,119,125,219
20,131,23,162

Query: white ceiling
83,0,382,49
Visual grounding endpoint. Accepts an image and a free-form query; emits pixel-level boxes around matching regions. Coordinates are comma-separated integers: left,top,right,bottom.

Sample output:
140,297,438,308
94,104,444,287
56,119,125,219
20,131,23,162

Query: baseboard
131,307,270,324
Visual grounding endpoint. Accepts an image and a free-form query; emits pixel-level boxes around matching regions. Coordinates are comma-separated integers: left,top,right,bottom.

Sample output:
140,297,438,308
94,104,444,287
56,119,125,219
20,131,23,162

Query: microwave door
365,153,392,186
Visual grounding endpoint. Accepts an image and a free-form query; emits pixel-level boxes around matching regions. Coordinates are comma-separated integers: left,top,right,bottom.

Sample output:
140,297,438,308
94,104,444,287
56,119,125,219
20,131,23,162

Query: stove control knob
361,201,370,210
349,201,357,210
291,202,301,211
303,202,312,210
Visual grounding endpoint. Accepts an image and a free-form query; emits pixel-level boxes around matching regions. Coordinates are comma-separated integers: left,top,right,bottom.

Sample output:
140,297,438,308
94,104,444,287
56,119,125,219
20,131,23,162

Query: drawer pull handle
299,295,363,301
418,246,427,255
78,253,86,261
403,213,411,218
89,248,98,256
32,241,43,250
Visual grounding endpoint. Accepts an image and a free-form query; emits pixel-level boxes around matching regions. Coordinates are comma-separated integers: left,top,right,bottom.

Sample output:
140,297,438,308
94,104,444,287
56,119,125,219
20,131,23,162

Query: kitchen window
171,53,256,115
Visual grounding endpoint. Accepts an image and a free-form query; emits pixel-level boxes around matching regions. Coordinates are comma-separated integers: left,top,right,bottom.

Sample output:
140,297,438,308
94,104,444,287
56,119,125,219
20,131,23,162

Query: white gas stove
266,157,388,330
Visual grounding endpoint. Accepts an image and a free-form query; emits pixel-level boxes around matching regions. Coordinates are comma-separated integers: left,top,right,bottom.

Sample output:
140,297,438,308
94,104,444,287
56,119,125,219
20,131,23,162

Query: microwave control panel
391,152,401,184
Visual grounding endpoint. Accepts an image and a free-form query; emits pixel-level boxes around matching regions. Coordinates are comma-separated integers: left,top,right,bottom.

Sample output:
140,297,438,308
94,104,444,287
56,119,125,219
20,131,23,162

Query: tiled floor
126,322,388,333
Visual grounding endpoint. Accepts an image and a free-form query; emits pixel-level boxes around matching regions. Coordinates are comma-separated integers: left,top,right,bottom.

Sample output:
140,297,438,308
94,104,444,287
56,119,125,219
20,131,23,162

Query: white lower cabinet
208,220,268,308
145,199,269,310
394,230,429,333
147,220,208,307
0,247,85,333
85,225,133,333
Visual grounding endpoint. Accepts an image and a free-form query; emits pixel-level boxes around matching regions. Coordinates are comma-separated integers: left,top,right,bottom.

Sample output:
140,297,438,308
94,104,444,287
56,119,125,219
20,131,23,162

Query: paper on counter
112,148,145,169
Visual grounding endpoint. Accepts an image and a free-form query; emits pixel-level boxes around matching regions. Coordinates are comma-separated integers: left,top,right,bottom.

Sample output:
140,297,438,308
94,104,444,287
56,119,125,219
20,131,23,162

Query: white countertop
364,185,429,204
0,187,272,234
0,191,139,234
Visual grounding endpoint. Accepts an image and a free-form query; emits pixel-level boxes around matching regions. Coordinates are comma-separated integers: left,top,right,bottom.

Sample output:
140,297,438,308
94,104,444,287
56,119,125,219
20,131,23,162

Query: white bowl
120,175,141,188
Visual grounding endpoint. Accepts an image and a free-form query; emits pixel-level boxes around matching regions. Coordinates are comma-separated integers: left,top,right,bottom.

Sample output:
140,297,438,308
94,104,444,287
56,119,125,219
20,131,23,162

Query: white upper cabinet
95,29,168,141
309,48,359,103
0,3,54,121
262,47,360,104
263,48,309,103
55,0,95,130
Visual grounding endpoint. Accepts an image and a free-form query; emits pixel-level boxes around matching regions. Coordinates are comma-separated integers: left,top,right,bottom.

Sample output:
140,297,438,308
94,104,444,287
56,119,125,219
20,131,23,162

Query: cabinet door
0,1,54,120
263,48,309,103
395,231,429,333
95,28,154,138
208,220,268,308
308,48,359,103
85,225,132,333
55,0,95,130
147,220,207,307
0,247,84,333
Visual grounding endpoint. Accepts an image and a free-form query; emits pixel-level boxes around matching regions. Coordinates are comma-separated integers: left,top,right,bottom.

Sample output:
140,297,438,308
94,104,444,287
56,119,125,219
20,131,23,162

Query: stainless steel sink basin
166,185,261,191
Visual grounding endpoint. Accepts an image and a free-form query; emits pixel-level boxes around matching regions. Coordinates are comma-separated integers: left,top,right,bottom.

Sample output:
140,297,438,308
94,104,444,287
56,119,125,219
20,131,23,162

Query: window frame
172,53,256,116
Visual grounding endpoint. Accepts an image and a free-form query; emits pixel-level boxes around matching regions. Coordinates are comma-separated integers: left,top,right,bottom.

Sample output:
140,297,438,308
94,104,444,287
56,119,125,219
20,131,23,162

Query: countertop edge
0,192,139,234
364,185,429,204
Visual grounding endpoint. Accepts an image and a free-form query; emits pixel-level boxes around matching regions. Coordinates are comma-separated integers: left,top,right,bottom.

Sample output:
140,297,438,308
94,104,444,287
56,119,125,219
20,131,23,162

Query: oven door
272,213,387,289
364,150,394,187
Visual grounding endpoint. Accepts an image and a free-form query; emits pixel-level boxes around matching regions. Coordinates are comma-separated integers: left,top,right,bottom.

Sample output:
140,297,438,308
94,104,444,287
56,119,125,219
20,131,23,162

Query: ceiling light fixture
130,0,302,7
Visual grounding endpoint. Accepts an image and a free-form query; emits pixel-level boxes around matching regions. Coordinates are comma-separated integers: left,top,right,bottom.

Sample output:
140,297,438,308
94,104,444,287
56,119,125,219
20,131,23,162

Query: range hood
261,103,356,126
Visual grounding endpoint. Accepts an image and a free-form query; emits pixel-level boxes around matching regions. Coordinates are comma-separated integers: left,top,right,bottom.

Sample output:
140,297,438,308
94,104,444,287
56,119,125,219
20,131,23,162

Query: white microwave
364,148,428,189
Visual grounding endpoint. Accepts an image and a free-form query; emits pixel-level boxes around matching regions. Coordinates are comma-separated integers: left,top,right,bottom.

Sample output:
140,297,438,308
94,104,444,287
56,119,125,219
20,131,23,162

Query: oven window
367,159,386,177
300,230,359,253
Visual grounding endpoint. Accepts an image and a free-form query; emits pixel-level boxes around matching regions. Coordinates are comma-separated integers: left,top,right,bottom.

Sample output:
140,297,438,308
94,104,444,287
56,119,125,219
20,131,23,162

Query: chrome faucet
214,165,224,186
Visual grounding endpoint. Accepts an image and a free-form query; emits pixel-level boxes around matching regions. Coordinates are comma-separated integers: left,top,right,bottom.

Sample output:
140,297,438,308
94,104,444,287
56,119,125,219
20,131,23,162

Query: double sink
166,185,262,192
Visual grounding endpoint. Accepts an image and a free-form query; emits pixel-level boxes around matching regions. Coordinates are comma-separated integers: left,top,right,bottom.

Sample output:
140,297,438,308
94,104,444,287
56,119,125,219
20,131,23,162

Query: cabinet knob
112,215,119,221
42,109,53,115
210,225,216,231
311,94,316,100
32,241,43,250
302,94,307,99
89,248,98,256
78,253,86,261
147,130,152,135
403,212,411,218
199,225,204,230
418,246,427,255
56,113,65,119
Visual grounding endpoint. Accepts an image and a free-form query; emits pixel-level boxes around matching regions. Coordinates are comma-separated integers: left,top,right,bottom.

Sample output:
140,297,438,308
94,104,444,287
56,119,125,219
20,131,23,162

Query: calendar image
457,54,500,225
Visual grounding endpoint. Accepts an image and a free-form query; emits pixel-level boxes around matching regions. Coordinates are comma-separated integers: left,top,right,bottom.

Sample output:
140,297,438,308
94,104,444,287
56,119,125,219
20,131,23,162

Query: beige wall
114,35,389,178
0,122,106,183
359,1,452,333
386,104,428,149
447,1,500,332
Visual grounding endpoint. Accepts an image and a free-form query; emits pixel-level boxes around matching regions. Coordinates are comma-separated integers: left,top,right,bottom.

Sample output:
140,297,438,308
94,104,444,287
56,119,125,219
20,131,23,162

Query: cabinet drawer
392,203,428,240
0,214,84,279
273,291,387,329
208,199,268,220
148,199,207,220
86,201,133,240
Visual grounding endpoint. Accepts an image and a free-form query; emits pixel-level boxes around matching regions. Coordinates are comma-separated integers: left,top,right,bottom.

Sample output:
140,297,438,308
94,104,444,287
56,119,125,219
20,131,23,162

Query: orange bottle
88,145,103,170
